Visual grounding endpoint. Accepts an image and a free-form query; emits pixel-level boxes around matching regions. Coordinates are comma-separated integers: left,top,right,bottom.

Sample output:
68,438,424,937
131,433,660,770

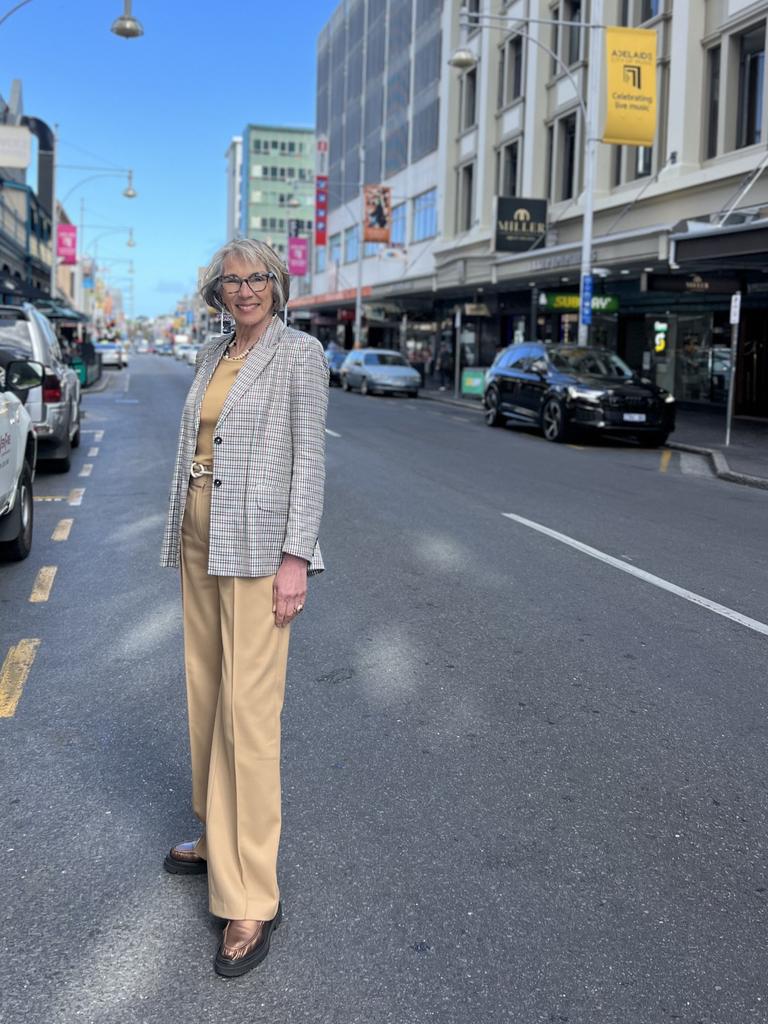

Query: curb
667,441,768,491
422,392,768,491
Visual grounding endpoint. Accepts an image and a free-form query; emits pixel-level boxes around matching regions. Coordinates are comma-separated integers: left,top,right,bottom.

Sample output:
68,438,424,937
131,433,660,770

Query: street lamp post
449,4,605,346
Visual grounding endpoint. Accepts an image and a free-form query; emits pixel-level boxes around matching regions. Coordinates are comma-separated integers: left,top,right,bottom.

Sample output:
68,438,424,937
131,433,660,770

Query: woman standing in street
160,239,329,977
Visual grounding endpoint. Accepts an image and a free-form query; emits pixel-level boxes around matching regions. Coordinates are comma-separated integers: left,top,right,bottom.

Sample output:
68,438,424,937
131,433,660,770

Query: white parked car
0,304,81,472
95,341,128,368
0,357,43,561
184,345,201,366
174,343,193,362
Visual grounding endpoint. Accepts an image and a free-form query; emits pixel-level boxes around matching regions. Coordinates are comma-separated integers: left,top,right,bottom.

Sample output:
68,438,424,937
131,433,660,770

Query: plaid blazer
160,317,329,577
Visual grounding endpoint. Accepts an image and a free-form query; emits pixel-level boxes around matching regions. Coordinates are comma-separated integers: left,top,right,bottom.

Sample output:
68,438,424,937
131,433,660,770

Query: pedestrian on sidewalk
160,238,329,977
436,341,454,390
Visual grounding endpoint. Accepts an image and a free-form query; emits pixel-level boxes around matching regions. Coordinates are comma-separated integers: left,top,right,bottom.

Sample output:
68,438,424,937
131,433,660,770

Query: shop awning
671,218,768,269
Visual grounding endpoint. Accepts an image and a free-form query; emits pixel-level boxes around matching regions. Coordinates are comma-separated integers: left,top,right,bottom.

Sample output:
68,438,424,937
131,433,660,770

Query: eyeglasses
219,271,274,295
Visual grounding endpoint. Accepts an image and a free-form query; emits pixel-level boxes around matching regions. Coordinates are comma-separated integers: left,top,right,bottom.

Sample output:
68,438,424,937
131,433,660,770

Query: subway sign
538,292,620,313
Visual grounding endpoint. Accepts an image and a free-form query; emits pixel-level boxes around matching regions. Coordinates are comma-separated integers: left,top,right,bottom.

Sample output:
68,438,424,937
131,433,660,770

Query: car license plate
623,412,646,423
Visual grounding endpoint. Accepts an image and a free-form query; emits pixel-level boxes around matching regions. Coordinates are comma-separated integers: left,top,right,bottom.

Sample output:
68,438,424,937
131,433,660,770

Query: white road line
68,488,85,506
95,430,104,442
325,428,342,438
79,464,93,477
88,446,99,457
502,512,768,638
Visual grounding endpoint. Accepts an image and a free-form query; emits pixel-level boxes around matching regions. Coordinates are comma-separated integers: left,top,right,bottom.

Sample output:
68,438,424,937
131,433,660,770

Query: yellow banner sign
603,26,657,147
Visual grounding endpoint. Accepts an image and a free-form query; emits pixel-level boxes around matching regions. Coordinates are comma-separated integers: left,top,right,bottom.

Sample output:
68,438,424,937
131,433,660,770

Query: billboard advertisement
287,237,309,277
57,224,77,265
363,185,391,243
603,27,658,147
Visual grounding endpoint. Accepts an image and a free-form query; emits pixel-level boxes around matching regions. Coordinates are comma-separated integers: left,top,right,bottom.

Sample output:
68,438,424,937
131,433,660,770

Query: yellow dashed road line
68,488,85,506
52,518,73,542
34,495,67,503
0,640,41,717
659,449,672,473
88,446,99,457
79,464,93,478
29,566,57,603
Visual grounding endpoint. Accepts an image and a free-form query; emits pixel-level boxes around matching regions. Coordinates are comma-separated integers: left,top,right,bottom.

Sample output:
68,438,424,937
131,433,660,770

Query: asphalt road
1,355,767,1024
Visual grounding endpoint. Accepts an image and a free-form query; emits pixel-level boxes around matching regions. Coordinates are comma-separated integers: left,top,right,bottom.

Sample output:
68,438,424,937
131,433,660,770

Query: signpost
725,291,741,447
580,274,594,326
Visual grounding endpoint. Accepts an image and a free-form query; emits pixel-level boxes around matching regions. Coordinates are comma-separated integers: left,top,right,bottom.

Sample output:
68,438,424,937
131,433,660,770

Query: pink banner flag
57,224,77,265
287,237,309,276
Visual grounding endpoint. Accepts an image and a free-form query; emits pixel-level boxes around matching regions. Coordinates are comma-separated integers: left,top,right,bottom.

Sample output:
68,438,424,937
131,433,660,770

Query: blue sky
2,0,337,316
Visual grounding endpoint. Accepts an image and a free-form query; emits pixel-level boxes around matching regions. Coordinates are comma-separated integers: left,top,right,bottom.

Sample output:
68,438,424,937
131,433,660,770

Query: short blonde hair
199,238,290,313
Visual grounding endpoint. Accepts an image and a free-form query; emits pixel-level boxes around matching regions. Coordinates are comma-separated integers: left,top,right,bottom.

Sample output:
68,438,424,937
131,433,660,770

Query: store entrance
738,310,768,417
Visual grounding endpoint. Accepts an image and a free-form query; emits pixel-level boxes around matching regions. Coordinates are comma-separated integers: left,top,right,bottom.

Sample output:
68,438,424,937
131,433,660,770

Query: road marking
95,430,104,441
52,518,73,542
659,449,672,473
79,463,93,478
0,640,41,718
502,512,768,638
29,566,57,603
68,488,85,506
88,446,99,457
325,428,342,437
567,444,586,451
34,495,67,503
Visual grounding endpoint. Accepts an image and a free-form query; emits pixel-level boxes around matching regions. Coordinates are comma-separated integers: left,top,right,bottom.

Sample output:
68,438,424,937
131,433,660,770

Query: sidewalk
418,379,768,490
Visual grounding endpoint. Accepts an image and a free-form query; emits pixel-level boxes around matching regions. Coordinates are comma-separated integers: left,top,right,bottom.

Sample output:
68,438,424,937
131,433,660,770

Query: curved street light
111,0,143,38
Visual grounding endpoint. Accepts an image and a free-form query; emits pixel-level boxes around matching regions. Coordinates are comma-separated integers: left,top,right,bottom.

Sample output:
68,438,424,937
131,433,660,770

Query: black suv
483,343,676,446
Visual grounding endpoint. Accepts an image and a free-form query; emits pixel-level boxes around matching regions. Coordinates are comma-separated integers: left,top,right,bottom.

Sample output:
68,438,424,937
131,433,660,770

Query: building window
315,246,327,273
737,26,765,149
364,241,382,257
288,142,295,153
412,188,437,241
550,10,559,77
560,113,578,200
458,162,474,232
565,0,582,66
639,0,660,20
461,68,477,130
253,139,261,152
498,140,519,196
497,43,506,108
390,202,406,246
499,36,524,107
344,225,359,263
706,46,720,158
635,146,652,178
329,233,341,265
546,124,554,199
271,140,279,150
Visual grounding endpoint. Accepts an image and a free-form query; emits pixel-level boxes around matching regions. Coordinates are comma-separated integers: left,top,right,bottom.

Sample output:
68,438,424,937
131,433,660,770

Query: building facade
237,124,315,264
297,0,768,419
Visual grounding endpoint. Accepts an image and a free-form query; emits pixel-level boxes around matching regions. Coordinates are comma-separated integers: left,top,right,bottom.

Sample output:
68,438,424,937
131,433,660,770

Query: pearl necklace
222,318,274,361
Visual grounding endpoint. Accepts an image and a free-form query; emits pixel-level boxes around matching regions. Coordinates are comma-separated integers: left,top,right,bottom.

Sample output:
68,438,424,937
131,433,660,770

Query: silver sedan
340,349,421,397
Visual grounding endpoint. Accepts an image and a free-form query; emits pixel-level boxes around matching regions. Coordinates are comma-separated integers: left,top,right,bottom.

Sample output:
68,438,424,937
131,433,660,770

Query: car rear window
0,318,33,352
364,353,407,366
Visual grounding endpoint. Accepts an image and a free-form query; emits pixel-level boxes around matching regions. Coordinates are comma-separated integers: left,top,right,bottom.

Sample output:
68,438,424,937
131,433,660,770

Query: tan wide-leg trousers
180,476,291,920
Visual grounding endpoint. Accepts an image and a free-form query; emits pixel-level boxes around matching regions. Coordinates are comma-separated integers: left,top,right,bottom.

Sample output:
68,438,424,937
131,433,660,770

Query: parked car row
0,303,85,562
337,349,421,397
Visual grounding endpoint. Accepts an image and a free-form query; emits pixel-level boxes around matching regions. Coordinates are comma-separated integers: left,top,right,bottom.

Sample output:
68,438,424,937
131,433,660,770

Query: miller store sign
494,197,548,253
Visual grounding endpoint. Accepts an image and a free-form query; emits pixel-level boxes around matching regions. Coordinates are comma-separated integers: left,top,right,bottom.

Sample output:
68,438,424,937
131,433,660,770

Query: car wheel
639,431,669,448
0,461,34,562
360,377,370,395
541,397,569,442
342,376,350,391
485,387,505,427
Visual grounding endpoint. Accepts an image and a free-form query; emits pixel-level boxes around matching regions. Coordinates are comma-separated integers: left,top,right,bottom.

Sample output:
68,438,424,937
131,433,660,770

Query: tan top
193,357,241,467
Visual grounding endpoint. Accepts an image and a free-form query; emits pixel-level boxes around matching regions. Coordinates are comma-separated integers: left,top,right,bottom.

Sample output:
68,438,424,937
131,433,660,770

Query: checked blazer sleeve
282,339,329,563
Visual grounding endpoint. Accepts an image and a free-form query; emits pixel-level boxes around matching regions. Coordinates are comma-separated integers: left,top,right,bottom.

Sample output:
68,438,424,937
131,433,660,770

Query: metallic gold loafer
214,902,283,978
162,840,207,875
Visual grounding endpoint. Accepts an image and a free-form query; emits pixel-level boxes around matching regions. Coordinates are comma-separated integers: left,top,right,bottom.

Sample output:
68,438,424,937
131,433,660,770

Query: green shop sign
538,292,620,313
461,369,486,396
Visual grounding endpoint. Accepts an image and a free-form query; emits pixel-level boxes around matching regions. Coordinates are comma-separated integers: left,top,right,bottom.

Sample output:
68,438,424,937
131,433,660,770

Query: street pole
453,306,462,399
578,0,603,346
354,144,365,348
725,291,741,447
49,124,58,299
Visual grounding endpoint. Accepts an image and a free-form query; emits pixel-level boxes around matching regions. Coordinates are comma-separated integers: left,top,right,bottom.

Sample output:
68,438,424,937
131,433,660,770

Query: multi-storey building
296,0,768,419
225,136,242,242
236,124,315,265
